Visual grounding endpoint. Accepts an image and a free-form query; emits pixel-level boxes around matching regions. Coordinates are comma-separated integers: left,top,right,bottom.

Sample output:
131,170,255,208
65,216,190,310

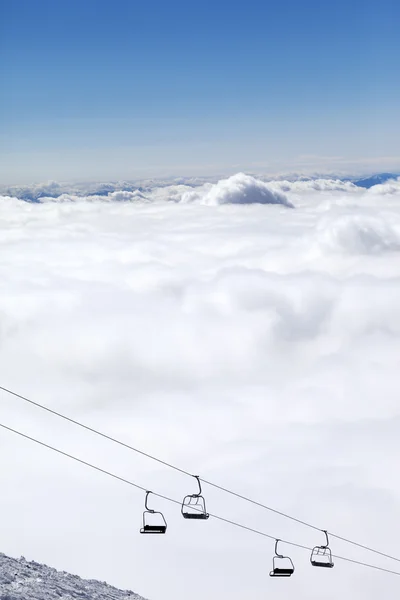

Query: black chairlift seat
140,491,167,535
311,559,334,568
141,523,167,534
181,475,209,520
269,540,295,578
182,512,210,519
182,509,209,520
270,567,294,577
310,530,334,568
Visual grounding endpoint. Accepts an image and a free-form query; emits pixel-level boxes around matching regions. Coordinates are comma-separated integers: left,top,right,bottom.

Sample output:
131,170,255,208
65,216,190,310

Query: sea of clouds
1,172,400,600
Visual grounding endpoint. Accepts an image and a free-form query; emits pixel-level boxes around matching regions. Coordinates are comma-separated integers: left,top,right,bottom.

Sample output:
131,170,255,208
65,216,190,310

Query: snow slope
0,553,146,600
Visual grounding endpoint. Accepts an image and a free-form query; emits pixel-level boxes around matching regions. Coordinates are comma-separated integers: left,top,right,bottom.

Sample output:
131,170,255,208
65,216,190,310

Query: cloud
180,173,293,207
367,177,400,195
37,190,149,203
270,178,361,193
0,175,400,600
0,173,294,207
315,214,400,255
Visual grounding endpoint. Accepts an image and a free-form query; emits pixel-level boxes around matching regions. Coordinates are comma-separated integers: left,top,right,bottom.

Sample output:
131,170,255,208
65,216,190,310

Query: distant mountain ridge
0,553,147,600
1,172,399,202
353,173,399,188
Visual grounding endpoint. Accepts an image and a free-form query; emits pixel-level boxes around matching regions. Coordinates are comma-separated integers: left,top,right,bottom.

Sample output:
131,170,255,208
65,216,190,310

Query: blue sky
1,0,399,183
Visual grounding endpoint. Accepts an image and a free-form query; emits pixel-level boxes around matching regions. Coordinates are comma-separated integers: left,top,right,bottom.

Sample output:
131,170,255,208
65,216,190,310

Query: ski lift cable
1,421,400,578
1,384,399,566
1,421,400,577
197,478,400,564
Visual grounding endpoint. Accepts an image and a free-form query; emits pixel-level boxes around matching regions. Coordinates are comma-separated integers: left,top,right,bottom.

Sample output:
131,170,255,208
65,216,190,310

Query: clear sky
1,0,399,183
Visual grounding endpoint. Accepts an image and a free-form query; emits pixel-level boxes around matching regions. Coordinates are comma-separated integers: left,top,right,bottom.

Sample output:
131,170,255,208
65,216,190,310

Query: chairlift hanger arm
274,539,283,558
322,529,330,548
144,490,154,512
194,475,202,496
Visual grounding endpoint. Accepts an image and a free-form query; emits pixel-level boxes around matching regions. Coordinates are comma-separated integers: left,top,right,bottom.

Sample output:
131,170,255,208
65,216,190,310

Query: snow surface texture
0,553,145,600
1,173,400,600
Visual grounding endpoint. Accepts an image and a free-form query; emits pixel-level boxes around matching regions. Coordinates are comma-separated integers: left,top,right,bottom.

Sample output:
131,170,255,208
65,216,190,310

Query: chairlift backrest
140,512,167,534
140,491,167,534
181,476,209,520
311,546,334,567
310,530,334,568
269,556,295,577
269,540,295,577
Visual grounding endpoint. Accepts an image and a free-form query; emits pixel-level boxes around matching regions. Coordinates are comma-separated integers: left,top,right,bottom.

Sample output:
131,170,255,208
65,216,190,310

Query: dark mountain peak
354,173,399,188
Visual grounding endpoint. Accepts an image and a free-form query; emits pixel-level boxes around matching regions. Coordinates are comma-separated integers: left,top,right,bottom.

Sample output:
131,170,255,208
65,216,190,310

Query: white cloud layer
0,174,400,600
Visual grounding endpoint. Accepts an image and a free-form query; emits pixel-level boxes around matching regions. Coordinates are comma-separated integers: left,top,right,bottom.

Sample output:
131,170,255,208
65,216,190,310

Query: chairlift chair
140,491,167,534
181,475,209,520
269,539,295,577
310,530,334,568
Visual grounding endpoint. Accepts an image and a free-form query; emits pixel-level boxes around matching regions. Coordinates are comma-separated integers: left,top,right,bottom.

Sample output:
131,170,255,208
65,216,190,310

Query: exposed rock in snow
0,553,147,600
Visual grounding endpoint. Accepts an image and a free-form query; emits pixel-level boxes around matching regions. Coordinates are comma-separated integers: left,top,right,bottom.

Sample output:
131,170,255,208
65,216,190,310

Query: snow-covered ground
0,553,146,600
1,172,400,600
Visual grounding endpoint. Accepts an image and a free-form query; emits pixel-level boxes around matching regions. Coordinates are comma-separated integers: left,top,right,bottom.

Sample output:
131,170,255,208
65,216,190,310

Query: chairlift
140,491,167,534
181,475,209,520
269,539,295,577
310,530,334,568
